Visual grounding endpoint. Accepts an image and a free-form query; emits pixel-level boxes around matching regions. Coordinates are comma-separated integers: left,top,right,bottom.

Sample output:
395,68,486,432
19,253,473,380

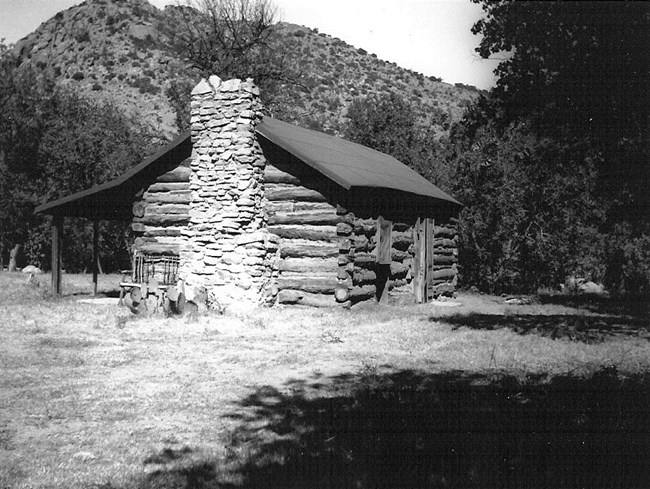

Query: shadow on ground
537,292,650,318
440,312,650,343
128,368,649,489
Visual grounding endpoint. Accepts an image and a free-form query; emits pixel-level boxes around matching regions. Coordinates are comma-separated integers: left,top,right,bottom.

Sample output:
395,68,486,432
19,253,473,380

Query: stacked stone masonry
179,76,278,306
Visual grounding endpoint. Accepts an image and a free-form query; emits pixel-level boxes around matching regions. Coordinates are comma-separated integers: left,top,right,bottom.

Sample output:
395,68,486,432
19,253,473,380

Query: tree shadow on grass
537,292,649,318
439,312,650,343
134,368,650,489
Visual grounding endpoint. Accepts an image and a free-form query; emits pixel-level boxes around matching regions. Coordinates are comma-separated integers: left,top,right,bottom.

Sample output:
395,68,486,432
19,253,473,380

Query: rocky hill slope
13,0,480,139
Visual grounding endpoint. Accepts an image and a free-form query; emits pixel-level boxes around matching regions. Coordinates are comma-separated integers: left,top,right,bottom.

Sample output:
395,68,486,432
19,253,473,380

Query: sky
0,0,500,90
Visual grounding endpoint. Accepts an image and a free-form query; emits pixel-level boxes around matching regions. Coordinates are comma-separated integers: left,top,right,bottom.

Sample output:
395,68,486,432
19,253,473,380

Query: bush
72,72,85,81
604,223,650,297
75,31,91,43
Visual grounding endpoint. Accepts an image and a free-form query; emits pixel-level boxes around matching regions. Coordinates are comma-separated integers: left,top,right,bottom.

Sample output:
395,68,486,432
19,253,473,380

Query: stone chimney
179,76,278,307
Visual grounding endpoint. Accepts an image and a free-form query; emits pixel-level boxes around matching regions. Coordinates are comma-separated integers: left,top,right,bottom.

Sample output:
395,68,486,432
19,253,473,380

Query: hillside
12,0,480,139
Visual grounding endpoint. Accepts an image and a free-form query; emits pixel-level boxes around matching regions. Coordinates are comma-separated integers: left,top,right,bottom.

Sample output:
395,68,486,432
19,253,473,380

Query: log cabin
35,76,461,307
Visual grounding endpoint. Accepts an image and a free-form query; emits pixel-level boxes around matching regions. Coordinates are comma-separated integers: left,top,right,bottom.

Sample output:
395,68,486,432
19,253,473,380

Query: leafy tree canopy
0,42,157,271
441,2,650,295
472,0,649,210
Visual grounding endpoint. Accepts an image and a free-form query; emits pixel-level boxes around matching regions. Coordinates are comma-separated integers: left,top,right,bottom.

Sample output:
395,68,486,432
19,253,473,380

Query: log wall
264,162,348,307
131,157,191,256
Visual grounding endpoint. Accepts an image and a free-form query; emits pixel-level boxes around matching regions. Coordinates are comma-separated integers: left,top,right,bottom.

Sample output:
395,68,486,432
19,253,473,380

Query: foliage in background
0,42,157,272
447,99,605,293
344,92,451,191
437,1,650,296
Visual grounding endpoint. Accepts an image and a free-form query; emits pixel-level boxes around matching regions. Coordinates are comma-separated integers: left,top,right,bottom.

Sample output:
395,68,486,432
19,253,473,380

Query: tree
447,99,604,293
344,92,451,190
0,42,157,271
161,0,305,129
472,1,649,211
166,0,277,78
446,1,650,295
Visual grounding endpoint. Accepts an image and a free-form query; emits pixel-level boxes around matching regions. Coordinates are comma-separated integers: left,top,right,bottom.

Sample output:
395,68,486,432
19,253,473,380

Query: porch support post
51,216,63,295
92,220,99,296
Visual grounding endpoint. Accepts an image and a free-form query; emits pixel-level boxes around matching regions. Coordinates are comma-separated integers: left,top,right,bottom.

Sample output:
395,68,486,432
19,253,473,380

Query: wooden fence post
92,220,99,296
51,216,63,295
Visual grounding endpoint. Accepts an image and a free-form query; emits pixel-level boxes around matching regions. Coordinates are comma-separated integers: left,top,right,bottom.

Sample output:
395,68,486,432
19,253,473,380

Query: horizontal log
277,289,341,308
133,214,189,226
353,269,376,285
156,166,191,183
264,165,301,184
391,249,411,262
433,254,458,265
351,235,370,252
294,202,336,212
267,225,337,241
276,276,339,294
280,241,339,258
265,184,327,202
393,222,411,232
144,204,190,215
392,231,413,251
434,226,457,239
388,278,409,289
337,268,351,280
433,238,457,248
135,243,182,256
131,224,184,237
354,253,377,266
147,182,190,193
143,191,191,205
353,222,377,236
430,268,456,281
278,257,338,273
338,254,352,266
390,262,410,278
432,247,456,256
269,210,339,226
266,201,294,214
266,201,335,214
336,222,353,236
349,284,377,301
338,239,352,253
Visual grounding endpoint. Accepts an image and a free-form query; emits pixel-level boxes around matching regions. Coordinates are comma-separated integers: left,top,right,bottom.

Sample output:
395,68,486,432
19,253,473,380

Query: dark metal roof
35,116,460,218
257,117,461,206
34,131,192,219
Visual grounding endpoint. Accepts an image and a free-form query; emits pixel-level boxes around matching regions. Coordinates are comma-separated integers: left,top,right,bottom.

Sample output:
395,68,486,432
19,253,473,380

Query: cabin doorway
375,216,392,302
413,217,435,303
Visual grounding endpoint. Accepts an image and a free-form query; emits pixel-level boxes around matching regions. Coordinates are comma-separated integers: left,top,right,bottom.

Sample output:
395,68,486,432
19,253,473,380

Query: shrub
604,223,650,297
75,31,91,43
72,72,85,81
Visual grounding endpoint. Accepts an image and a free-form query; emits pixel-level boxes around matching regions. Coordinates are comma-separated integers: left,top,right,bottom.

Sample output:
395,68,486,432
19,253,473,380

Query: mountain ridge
11,0,480,139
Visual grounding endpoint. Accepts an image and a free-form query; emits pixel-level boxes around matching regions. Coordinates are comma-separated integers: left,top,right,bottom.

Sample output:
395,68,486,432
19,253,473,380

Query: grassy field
1,271,649,488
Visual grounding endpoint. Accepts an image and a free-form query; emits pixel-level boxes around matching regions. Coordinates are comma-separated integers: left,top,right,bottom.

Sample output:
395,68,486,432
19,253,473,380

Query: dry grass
1,272,649,488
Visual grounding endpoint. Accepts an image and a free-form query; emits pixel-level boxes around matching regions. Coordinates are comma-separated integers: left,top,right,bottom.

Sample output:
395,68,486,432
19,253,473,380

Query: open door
412,217,434,303
375,216,392,302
